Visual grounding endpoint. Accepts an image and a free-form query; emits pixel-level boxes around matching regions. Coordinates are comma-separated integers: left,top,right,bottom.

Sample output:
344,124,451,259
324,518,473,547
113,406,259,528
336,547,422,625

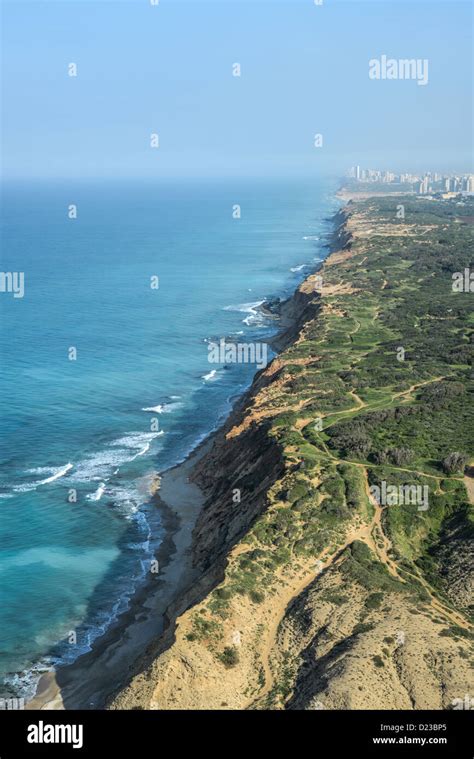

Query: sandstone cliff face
110,278,322,711
190,422,284,571
189,283,319,571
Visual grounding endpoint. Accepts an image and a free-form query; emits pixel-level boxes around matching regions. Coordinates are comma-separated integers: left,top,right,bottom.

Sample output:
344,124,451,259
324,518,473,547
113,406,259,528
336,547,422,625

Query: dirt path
243,373,468,707
247,448,470,708
247,530,364,709
392,376,445,401
399,563,469,630
318,375,445,431
247,472,401,708
463,462,474,505
348,389,366,409
363,468,400,578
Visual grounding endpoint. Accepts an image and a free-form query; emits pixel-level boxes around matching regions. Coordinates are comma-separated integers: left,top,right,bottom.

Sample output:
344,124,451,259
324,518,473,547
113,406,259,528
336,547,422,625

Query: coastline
106,188,474,711
27,193,344,711
27,438,211,710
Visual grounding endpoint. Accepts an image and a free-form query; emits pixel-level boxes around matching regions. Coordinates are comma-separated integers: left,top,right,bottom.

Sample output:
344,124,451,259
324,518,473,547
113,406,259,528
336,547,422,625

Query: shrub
386,447,415,466
219,646,240,668
215,587,232,601
365,592,384,610
442,452,467,475
286,482,307,502
353,622,374,635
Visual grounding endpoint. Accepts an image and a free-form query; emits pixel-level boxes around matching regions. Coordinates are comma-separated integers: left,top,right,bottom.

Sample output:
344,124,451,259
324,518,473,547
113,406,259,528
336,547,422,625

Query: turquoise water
0,177,337,695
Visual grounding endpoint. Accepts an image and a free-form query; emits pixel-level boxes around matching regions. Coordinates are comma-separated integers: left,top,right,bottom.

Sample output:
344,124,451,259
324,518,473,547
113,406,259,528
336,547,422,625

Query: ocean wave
14,463,73,493
6,532,154,702
105,484,155,532
303,235,320,240
110,431,164,463
111,431,163,449
68,432,163,486
224,299,265,313
11,428,166,503
70,449,132,484
290,263,308,272
4,662,55,703
86,482,106,502
141,400,182,414
202,369,219,381
224,299,267,327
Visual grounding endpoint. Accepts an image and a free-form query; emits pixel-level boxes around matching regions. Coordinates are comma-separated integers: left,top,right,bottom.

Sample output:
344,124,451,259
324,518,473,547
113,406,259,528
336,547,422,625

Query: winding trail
247,472,400,709
246,375,469,708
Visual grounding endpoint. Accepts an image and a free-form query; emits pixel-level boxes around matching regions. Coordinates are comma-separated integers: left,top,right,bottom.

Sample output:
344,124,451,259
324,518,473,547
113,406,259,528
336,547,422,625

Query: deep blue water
0,176,338,696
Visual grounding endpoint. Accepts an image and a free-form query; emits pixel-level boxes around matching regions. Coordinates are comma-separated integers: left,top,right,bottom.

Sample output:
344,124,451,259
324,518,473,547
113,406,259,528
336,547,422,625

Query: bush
386,448,415,466
219,646,240,668
215,587,232,601
365,592,384,610
327,421,372,458
353,622,374,635
286,482,307,502
442,452,467,475
249,589,265,604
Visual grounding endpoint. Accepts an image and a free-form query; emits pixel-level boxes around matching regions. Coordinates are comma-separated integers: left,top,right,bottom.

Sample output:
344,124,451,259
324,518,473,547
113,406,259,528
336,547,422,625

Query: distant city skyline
348,165,474,195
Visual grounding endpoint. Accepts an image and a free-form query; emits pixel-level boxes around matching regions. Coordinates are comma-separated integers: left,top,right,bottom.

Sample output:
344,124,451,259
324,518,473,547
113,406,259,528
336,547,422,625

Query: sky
1,0,472,179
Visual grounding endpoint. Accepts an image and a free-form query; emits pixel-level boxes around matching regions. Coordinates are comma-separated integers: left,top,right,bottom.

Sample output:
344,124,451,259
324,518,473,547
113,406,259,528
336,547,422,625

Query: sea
0,176,339,698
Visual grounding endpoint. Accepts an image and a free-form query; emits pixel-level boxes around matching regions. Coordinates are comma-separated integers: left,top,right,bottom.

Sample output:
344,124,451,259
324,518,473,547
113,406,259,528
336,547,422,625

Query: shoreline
27,438,211,710
27,191,345,711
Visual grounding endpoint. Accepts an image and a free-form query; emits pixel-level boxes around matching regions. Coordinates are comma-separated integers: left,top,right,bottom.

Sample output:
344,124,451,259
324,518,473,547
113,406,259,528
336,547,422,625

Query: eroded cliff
110,196,473,711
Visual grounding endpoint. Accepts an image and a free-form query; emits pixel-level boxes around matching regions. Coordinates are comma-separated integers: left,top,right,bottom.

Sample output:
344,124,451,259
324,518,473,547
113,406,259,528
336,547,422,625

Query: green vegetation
219,646,240,668
190,196,473,664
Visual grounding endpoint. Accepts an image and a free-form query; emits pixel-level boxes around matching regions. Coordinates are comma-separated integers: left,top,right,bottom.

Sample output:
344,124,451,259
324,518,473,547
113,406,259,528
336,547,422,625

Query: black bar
0,709,472,757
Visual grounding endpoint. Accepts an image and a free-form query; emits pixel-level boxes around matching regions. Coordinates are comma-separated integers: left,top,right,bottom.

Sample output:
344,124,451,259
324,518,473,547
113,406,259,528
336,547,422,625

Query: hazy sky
1,0,472,179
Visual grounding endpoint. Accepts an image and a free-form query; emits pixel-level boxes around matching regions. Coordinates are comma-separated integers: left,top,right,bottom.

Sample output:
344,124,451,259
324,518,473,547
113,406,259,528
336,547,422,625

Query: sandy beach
26,440,211,710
